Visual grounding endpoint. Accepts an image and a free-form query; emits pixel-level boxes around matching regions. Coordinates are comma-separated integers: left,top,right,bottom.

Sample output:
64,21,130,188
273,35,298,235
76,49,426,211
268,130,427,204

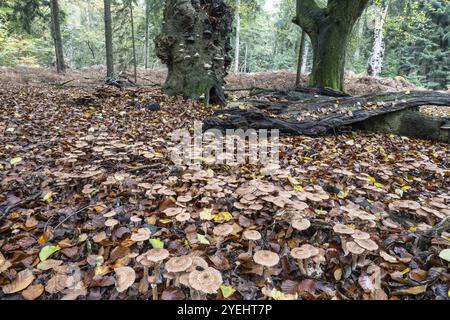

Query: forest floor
0,68,449,300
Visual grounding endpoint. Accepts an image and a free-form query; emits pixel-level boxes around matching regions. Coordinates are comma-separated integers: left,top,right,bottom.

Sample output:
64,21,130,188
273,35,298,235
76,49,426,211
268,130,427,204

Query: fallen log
204,91,450,142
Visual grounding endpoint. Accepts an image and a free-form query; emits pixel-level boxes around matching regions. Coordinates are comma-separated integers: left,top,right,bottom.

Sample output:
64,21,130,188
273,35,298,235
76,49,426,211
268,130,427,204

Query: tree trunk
367,2,389,77
234,0,241,74
308,23,351,92
294,0,370,92
155,0,233,106
50,0,65,73
296,30,306,87
104,0,114,79
144,0,150,69
130,3,137,84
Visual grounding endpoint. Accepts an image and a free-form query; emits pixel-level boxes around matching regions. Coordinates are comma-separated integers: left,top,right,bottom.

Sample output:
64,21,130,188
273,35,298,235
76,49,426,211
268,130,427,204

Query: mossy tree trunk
155,0,232,105
294,0,369,92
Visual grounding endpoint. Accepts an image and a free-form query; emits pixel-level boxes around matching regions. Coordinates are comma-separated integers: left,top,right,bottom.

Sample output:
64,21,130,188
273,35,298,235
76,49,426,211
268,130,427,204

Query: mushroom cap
346,241,365,255
144,248,170,263
188,267,223,294
213,224,234,237
333,224,355,235
253,250,280,267
187,256,209,273
351,230,371,240
292,218,311,231
354,238,379,251
105,218,119,227
243,230,262,241
165,256,193,273
130,228,151,242
291,244,320,260
175,212,191,222
163,207,184,217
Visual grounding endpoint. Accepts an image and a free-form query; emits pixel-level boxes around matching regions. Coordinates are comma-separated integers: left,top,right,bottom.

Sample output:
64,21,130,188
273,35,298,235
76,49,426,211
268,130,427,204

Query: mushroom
212,224,233,246
312,248,326,277
290,244,319,276
354,238,379,266
165,256,193,287
291,218,311,232
138,248,169,300
253,250,280,286
345,241,365,270
351,230,371,240
163,207,184,217
188,267,223,300
242,230,261,256
333,224,355,255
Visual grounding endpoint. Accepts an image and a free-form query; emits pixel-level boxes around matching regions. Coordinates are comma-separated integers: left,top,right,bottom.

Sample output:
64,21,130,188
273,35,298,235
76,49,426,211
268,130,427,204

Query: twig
53,204,92,230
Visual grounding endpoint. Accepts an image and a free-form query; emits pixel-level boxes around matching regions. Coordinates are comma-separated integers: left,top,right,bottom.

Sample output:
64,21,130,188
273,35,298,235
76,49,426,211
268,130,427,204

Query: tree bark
294,0,370,92
50,0,65,73
367,1,390,77
130,2,137,84
234,0,241,74
104,0,114,79
296,30,306,87
155,0,233,106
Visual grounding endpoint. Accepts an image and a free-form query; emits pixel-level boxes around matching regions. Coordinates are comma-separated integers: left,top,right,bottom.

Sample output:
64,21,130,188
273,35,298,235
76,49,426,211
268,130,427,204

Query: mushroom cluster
290,244,323,276
234,179,310,215
333,223,379,269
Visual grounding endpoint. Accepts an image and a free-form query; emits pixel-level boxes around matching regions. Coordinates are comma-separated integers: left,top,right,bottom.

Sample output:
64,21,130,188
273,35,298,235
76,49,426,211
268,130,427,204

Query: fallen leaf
2,269,35,294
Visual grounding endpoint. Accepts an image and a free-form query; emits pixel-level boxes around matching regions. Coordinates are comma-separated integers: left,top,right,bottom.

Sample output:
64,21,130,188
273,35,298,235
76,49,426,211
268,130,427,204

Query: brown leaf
161,287,186,300
392,285,427,296
22,284,44,300
2,269,35,294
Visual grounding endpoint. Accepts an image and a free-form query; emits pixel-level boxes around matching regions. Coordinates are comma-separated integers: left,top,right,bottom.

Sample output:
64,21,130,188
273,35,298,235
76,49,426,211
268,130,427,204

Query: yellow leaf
374,182,384,188
294,185,303,192
183,240,191,249
271,289,298,300
39,245,61,262
220,285,236,299
95,265,111,276
367,176,376,183
213,212,232,223
10,157,23,165
42,192,53,203
159,219,173,224
409,226,417,232
200,208,213,221
401,268,411,275
401,185,411,191
197,234,210,245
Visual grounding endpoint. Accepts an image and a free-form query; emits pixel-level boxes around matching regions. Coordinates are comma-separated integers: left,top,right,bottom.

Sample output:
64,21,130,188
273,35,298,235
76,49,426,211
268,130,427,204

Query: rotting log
203,91,450,142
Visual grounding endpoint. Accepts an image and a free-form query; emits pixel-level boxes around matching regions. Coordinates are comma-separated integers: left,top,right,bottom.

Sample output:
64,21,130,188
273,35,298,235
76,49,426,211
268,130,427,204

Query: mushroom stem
174,274,181,288
297,259,307,275
151,283,158,300
154,262,161,281
358,252,368,267
247,240,254,256
341,237,348,255
139,266,149,294
263,267,273,287
351,254,358,270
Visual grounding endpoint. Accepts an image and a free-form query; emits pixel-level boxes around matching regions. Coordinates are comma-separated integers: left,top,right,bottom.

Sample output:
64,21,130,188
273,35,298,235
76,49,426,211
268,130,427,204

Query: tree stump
155,0,232,105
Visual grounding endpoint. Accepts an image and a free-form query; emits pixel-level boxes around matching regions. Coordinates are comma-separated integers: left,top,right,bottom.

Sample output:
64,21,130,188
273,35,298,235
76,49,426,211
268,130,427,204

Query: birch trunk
234,0,241,73
367,2,389,77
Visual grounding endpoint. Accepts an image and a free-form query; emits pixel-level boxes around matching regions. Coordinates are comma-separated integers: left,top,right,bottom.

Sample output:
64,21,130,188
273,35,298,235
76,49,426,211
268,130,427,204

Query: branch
293,0,323,36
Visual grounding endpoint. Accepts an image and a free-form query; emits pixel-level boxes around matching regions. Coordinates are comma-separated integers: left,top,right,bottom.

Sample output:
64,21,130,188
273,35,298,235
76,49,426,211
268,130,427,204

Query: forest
0,0,449,303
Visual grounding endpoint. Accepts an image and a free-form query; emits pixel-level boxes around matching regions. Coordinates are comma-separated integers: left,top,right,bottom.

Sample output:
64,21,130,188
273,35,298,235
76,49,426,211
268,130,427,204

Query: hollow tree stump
155,0,232,105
